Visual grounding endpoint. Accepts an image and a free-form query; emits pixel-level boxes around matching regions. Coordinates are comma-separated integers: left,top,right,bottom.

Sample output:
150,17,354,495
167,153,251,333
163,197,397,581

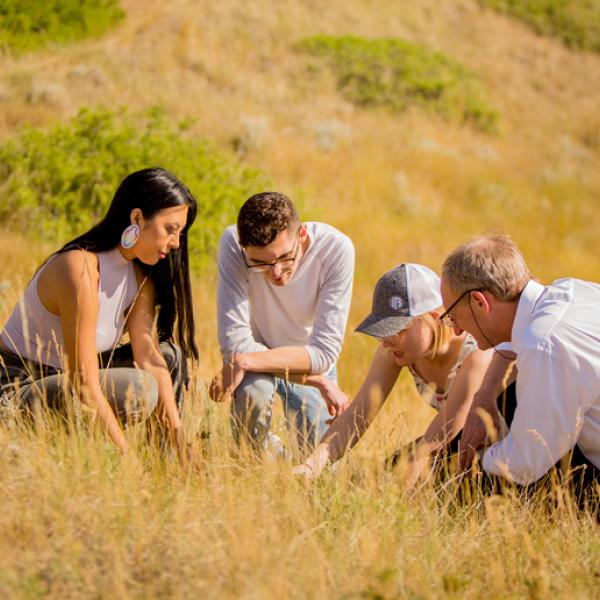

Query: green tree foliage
0,0,125,54
0,108,269,268
478,0,600,52
298,35,498,132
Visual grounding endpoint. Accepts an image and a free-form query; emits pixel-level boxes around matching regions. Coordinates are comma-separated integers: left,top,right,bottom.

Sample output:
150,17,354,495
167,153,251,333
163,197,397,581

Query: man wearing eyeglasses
210,191,355,456
440,234,600,496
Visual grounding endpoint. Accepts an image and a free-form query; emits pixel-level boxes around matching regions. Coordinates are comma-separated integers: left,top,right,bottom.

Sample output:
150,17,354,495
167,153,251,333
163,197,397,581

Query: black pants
483,382,599,503
388,383,599,496
385,388,514,470
0,342,186,425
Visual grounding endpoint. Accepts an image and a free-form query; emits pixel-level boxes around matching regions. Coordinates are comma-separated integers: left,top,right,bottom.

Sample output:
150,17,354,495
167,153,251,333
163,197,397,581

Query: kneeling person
441,234,600,492
296,264,493,483
211,192,354,454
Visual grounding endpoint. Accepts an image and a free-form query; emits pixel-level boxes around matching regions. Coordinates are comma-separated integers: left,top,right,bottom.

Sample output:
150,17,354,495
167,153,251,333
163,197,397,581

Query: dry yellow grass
1,0,600,597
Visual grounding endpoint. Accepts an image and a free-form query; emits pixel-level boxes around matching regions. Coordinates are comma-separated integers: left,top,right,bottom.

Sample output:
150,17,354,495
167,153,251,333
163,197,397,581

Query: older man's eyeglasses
241,230,301,273
439,288,484,327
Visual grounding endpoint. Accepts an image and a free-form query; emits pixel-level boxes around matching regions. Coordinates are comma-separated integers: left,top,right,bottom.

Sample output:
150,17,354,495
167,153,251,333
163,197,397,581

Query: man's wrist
473,387,500,408
234,353,251,371
309,373,327,392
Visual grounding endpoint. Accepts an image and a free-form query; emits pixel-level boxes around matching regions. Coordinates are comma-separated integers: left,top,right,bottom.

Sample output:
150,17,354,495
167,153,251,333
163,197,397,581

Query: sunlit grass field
1,0,600,597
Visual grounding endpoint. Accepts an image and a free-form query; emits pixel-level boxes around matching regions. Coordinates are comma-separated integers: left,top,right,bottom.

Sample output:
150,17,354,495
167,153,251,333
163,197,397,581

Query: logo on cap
389,296,404,311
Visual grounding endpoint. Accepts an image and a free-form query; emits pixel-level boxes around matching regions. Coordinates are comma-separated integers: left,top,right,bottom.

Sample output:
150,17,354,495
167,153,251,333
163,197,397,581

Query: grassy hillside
0,0,599,597
0,0,125,54
478,0,600,52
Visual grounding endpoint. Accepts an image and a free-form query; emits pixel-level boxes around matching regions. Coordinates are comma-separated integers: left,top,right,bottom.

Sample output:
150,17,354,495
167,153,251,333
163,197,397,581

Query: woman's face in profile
380,317,434,365
133,205,189,265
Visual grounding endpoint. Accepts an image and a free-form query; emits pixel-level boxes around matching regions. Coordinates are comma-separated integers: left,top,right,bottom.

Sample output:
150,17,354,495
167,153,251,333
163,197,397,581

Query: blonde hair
420,309,452,357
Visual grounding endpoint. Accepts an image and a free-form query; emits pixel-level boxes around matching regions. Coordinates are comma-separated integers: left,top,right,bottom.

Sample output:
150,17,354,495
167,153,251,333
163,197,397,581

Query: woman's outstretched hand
293,443,330,481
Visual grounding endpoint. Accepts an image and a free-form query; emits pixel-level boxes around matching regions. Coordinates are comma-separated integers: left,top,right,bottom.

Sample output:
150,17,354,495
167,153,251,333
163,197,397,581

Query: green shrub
478,0,600,52
0,107,269,269
0,0,125,54
298,35,498,132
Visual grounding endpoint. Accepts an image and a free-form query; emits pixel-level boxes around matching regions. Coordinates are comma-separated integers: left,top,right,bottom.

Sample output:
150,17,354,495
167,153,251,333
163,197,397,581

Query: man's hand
459,353,516,471
314,377,350,423
459,391,500,470
209,356,246,402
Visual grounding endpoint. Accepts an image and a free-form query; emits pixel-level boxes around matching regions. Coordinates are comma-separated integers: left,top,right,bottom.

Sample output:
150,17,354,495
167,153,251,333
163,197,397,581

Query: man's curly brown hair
237,192,300,247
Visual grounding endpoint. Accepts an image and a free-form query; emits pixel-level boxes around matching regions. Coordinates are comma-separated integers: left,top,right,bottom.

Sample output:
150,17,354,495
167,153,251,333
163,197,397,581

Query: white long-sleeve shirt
482,278,600,484
217,222,355,373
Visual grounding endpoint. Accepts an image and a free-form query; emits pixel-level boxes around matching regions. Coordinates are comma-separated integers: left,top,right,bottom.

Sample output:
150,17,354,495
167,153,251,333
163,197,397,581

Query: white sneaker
263,432,290,461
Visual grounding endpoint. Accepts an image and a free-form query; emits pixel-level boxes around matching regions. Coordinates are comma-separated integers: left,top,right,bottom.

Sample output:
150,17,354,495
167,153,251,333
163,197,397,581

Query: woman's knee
103,368,158,424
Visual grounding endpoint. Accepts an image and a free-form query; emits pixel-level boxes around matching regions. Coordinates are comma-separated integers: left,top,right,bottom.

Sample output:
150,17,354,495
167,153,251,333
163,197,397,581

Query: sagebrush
298,35,498,132
0,0,125,54
0,107,269,268
478,0,600,53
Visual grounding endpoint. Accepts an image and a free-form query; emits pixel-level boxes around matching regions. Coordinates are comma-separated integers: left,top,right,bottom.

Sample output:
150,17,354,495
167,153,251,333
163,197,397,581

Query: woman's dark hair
58,167,198,360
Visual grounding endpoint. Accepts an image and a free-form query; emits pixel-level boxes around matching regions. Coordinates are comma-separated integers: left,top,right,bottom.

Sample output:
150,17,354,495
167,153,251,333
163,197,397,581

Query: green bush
0,0,125,54
478,0,600,52
0,107,269,269
298,35,498,132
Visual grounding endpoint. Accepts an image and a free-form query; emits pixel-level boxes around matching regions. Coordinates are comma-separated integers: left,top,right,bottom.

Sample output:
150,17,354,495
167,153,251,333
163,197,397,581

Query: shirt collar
511,279,545,346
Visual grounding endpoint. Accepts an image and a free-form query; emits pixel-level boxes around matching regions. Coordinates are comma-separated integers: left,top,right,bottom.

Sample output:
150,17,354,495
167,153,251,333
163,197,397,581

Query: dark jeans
0,342,186,426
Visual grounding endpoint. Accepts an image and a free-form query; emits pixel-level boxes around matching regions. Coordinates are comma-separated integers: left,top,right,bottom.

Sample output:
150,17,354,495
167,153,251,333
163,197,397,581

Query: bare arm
403,348,493,488
127,272,188,463
127,273,181,430
210,347,350,419
459,351,517,470
420,349,493,453
237,346,312,373
209,346,311,401
52,251,129,453
296,345,401,478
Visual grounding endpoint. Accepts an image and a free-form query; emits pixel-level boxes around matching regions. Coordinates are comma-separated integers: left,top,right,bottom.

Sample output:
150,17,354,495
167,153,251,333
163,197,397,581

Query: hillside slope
1,0,599,378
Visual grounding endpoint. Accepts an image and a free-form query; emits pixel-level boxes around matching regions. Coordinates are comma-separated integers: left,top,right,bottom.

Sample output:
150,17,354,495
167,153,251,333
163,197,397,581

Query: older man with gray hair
439,234,600,493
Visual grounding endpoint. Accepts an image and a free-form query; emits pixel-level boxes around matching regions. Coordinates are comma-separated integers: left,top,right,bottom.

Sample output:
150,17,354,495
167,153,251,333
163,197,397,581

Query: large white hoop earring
120,223,140,249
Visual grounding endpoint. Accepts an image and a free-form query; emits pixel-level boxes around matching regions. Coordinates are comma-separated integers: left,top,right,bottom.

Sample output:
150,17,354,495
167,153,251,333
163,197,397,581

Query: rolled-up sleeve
482,344,592,484
304,235,355,373
217,228,269,360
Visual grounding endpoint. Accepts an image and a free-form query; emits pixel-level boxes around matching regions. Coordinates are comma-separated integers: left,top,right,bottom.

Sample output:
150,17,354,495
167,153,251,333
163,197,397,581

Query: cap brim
355,313,415,338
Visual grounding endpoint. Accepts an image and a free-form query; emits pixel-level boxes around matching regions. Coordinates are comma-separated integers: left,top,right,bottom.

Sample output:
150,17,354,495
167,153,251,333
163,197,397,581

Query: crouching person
441,234,600,505
210,192,354,457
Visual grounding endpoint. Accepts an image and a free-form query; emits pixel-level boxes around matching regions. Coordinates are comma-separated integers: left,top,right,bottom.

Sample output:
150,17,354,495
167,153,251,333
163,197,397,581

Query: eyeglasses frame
241,228,302,273
439,288,485,327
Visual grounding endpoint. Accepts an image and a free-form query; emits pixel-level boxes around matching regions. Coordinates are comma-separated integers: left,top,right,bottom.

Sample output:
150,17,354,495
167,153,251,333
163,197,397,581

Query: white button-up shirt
482,278,600,484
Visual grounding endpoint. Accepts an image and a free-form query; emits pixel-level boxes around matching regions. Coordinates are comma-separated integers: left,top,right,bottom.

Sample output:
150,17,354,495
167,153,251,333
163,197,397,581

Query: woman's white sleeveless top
0,249,138,369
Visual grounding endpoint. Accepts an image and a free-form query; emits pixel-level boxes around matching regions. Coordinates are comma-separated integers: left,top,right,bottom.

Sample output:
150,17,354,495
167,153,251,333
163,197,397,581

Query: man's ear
299,224,308,241
471,290,491,313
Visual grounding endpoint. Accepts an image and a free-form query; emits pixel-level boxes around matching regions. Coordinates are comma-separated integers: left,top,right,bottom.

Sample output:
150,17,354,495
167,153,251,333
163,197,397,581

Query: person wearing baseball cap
295,263,493,485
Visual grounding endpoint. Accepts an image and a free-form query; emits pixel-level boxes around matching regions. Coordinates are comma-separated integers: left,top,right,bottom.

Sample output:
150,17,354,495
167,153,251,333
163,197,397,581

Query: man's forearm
474,352,516,408
236,346,313,374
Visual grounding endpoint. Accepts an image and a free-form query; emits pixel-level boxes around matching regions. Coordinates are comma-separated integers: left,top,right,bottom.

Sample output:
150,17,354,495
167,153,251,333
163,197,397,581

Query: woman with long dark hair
0,168,198,460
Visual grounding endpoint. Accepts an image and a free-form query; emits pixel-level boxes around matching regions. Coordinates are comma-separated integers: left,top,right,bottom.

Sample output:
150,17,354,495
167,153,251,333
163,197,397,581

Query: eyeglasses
241,230,301,273
439,288,484,327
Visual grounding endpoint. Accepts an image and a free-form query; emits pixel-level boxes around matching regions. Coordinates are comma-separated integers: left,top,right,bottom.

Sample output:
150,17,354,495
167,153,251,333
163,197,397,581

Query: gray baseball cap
355,264,443,338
